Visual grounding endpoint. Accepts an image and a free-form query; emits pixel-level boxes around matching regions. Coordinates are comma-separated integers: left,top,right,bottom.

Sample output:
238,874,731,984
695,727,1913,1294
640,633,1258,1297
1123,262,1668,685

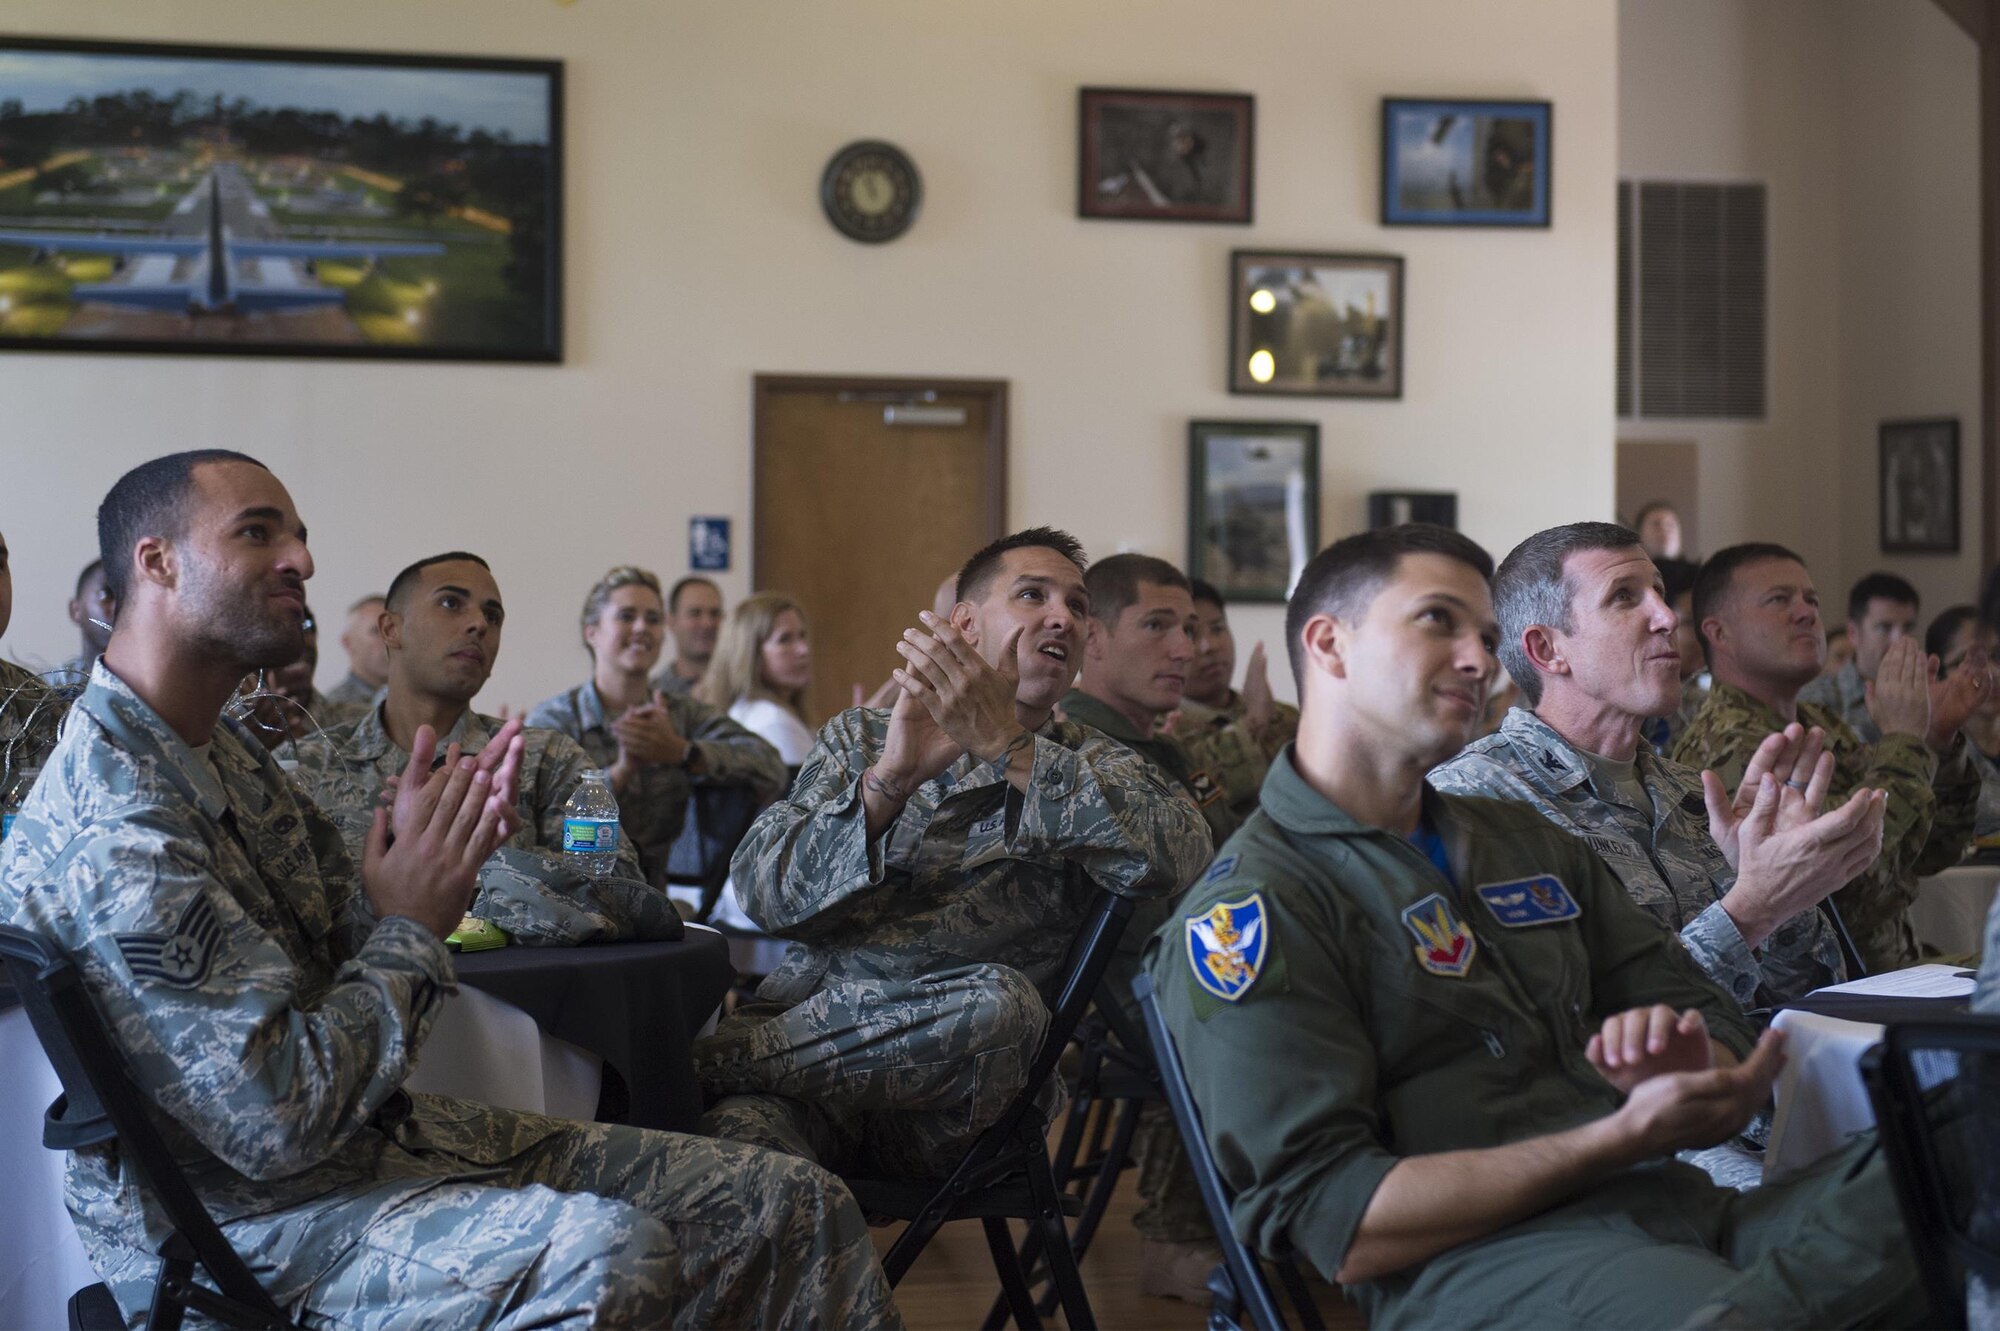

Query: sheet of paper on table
1810,963,1975,1000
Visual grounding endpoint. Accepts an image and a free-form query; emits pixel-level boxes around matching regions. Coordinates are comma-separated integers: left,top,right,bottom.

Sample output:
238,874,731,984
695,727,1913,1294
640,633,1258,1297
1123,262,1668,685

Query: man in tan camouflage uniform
294,552,648,890
1172,578,1294,820
694,528,1212,1179
1057,553,1236,1298
1797,571,1921,743
0,451,899,1329
1674,542,1984,973
1433,523,1884,1013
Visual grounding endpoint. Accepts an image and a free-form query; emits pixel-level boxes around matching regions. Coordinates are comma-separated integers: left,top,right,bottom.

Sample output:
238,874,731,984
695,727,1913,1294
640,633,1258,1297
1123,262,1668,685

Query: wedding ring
1784,779,1808,790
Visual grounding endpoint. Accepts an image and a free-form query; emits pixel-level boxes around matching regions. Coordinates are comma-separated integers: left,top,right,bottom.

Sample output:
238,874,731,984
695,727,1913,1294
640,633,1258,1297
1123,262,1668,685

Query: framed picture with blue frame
1380,97,1551,227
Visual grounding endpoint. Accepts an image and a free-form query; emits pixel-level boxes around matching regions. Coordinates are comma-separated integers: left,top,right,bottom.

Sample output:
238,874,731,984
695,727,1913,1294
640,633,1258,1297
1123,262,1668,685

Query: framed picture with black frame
0,35,563,362
1188,419,1319,603
1380,97,1551,227
1879,417,1959,554
1077,86,1253,224
1229,249,1403,398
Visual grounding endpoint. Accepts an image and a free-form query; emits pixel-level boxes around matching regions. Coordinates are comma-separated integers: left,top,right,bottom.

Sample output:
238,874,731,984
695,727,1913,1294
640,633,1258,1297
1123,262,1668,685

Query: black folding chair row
0,923,297,1330
1862,1014,2000,1330
843,887,1136,1331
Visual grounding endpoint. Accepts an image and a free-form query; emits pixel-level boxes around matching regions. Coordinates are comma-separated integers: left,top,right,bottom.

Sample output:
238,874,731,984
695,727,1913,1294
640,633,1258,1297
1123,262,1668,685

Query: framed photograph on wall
0,35,562,362
1188,419,1319,603
1381,98,1551,227
1077,87,1253,224
1879,417,1959,554
1230,250,1403,398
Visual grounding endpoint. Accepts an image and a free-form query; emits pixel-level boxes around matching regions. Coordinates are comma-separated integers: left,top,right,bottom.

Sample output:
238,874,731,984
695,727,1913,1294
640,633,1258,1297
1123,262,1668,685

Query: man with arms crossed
1431,522,1883,1012
1151,524,1919,1328
696,528,1211,1178
1675,543,1983,972
0,451,897,1329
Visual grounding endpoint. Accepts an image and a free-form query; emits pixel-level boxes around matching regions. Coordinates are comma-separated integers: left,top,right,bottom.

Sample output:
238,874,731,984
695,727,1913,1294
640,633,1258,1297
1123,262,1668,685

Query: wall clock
820,140,922,243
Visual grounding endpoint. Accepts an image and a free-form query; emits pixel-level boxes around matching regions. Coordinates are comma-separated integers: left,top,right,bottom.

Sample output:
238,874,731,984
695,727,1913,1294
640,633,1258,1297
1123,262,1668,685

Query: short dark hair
73,557,105,600
1490,522,1643,706
1690,542,1805,667
955,526,1088,604
386,552,491,613
667,575,720,614
1847,571,1920,623
1926,604,1981,667
1085,554,1189,627
1188,577,1225,611
97,451,268,604
1284,523,1494,690
1632,499,1678,527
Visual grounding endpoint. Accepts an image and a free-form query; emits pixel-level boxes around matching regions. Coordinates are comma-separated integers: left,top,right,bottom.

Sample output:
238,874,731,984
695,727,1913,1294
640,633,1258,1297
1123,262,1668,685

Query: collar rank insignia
1475,875,1580,928
1402,892,1477,978
115,892,225,990
1185,894,1267,1002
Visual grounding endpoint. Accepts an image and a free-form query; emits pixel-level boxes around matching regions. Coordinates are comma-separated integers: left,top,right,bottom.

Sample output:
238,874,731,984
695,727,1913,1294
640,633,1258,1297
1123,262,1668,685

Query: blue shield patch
1474,875,1581,928
1402,892,1477,977
1185,894,1267,1002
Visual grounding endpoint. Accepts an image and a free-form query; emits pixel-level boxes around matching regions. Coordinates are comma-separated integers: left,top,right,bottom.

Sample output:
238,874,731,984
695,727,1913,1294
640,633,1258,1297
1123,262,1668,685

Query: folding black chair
844,886,1136,1331
982,988,1161,1328
1133,971,1326,1331
1860,1014,2000,1330
663,783,765,924
0,924,297,1330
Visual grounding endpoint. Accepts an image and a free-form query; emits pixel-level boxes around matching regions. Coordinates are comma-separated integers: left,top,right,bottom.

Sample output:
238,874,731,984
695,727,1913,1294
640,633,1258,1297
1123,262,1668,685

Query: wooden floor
874,1179,1367,1330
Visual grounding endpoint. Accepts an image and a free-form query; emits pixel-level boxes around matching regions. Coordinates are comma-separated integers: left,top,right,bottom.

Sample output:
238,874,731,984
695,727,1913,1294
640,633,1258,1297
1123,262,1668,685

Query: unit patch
115,892,226,990
1402,892,1477,977
1185,894,1267,1002
1474,875,1581,928
1187,769,1225,808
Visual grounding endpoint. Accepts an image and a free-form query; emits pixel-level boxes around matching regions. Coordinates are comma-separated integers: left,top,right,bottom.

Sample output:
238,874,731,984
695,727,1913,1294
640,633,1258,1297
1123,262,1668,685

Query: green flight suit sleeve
1147,877,1399,1285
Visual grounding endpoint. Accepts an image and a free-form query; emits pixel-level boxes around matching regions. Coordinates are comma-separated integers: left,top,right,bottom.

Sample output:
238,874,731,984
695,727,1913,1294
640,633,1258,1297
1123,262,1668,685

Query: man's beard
182,561,305,672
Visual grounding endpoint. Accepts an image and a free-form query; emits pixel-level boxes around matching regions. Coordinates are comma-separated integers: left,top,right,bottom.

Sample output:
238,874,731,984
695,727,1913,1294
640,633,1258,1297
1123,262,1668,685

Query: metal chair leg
1025,1139,1096,1330
984,1216,1044,1331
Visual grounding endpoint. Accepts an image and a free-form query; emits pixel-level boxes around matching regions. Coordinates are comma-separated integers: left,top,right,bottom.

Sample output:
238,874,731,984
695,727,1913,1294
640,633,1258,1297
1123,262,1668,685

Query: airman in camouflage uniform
1797,572,1924,744
1,657,69,791
695,534,1212,1179
526,681,785,888
324,671,382,710
1797,657,1875,742
1673,546,1982,974
0,453,900,1330
1170,698,1272,821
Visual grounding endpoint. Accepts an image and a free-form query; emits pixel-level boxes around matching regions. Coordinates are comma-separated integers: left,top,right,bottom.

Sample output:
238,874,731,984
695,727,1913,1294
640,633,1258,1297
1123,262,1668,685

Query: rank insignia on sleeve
1185,894,1267,1002
1204,854,1238,883
1402,892,1477,977
1475,875,1581,928
115,892,225,990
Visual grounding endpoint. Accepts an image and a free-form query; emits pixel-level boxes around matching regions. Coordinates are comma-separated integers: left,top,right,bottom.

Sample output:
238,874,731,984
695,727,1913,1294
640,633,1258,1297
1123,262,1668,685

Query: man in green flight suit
1059,553,1242,1300
1150,523,1924,1329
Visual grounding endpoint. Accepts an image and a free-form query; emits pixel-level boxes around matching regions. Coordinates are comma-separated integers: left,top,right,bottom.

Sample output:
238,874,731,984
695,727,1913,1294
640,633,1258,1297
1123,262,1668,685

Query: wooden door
754,374,1006,725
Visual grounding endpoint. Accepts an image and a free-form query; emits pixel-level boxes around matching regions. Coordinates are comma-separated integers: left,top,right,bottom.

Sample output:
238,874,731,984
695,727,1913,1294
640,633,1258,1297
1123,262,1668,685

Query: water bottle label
563,818,619,854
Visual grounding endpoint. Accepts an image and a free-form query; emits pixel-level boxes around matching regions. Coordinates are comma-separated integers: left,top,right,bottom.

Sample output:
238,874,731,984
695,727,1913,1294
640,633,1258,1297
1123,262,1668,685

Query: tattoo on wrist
864,767,909,804
1003,731,1034,763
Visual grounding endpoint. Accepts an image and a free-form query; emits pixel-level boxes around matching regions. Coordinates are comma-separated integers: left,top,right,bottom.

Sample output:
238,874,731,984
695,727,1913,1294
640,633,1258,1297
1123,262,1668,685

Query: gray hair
1492,522,1643,707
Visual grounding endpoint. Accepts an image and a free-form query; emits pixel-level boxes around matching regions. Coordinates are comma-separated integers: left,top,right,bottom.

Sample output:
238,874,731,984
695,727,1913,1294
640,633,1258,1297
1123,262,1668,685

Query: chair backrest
0,923,288,1321
664,784,764,920
1860,1014,2000,1328
1133,970,1296,1331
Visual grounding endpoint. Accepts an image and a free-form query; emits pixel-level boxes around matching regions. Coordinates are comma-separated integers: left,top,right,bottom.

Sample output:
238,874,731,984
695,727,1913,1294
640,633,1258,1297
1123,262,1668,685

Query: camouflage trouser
90,1110,902,1330
1130,1101,1214,1244
694,962,1049,1178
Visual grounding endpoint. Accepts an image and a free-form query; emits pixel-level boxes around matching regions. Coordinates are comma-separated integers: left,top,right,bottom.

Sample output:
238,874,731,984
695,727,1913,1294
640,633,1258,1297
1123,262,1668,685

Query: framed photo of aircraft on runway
0,36,562,361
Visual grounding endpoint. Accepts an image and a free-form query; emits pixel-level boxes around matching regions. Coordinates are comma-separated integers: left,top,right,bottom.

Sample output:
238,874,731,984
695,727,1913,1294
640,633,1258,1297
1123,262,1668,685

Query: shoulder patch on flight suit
1474,875,1581,927
115,892,226,989
1402,892,1477,977
1185,894,1267,1002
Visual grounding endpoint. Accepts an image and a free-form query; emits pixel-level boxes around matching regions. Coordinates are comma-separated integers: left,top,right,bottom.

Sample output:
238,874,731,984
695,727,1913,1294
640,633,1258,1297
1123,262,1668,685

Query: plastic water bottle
561,770,622,878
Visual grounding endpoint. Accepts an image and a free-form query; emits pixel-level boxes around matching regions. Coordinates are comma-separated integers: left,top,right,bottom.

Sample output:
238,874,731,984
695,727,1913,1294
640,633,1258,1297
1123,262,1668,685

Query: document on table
1810,964,1976,1000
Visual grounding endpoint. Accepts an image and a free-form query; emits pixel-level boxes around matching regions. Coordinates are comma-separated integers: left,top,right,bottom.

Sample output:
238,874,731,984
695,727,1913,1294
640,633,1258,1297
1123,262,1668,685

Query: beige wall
1620,0,1981,633
0,0,1618,709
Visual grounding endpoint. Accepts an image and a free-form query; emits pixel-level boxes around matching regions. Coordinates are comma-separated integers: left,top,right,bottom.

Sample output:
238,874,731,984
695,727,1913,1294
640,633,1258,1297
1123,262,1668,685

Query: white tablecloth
0,984,601,1330
1764,1008,1883,1183
1913,864,2000,957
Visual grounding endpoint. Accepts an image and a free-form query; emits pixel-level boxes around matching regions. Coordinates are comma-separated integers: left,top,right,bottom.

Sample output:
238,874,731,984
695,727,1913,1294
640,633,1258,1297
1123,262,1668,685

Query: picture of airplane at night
0,38,560,360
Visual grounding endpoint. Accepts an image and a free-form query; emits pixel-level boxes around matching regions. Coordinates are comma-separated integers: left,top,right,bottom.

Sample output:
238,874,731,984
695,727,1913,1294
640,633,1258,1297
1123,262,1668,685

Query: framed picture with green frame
1188,419,1320,603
